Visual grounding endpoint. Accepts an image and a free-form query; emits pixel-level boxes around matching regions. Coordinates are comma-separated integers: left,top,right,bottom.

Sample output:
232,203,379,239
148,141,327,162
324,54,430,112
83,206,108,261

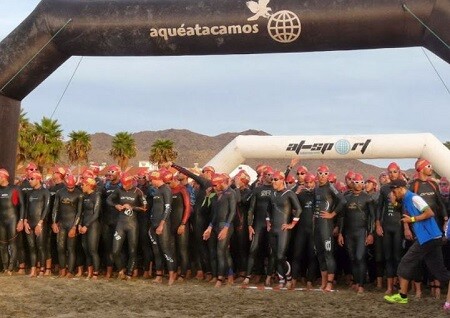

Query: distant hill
84,128,391,181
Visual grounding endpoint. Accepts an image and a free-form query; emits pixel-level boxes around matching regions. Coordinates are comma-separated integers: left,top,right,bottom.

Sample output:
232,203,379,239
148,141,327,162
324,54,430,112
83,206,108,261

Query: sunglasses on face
296,172,306,176
317,172,329,176
288,181,295,184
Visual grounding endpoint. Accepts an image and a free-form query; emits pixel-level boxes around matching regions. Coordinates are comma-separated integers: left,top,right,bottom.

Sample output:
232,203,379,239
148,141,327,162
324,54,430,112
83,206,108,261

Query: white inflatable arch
206,133,450,178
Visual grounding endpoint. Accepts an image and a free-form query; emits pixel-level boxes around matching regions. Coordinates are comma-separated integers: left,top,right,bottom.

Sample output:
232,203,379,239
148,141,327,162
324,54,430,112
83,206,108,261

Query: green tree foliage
16,109,34,167
109,132,137,170
29,117,64,172
66,130,92,164
149,139,178,165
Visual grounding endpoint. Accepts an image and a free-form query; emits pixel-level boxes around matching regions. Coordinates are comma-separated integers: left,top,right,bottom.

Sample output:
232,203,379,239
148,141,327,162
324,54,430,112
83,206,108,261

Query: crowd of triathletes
0,157,448,294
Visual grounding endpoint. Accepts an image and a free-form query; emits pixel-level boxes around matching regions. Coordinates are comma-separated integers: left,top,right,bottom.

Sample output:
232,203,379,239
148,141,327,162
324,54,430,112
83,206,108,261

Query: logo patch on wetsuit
114,231,121,240
325,238,332,251
164,254,174,263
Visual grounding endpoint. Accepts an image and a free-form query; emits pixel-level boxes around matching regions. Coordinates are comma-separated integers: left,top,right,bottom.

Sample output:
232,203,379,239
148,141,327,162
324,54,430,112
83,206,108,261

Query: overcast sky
1,1,449,169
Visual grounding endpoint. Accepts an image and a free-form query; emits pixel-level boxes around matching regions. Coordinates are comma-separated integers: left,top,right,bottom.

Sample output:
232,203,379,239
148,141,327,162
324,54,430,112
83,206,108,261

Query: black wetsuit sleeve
162,187,172,222
376,191,385,222
73,193,83,228
225,190,237,226
17,188,25,220
106,189,120,207
52,191,61,224
330,184,346,215
289,191,302,220
367,198,376,234
338,209,345,234
434,182,448,220
40,189,51,222
247,190,257,226
284,166,292,177
85,192,101,228
172,163,210,190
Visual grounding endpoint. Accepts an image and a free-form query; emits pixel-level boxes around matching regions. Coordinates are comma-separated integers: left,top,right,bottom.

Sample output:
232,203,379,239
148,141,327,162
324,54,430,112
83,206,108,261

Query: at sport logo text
286,139,372,155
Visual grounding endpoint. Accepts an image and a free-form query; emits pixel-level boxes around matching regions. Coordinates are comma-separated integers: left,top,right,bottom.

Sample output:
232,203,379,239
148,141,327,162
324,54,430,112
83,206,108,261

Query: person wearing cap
51,175,83,278
202,173,237,287
89,163,105,190
376,162,404,295
251,164,267,189
378,171,390,186
23,171,50,277
0,168,24,274
171,162,213,281
135,170,153,279
343,171,356,195
337,173,375,294
106,173,147,280
293,165,309,194
265,170,301,288
148,170,176,284
79,177,101,279
313,164,346,292
409,158,448,298
45,166,67,276
242,166,275,286
291,172,318,290
285,175,296,190
101,164,122,279
364,176,384,289
167,172,191,281
231,170,252,283
384,179,450,312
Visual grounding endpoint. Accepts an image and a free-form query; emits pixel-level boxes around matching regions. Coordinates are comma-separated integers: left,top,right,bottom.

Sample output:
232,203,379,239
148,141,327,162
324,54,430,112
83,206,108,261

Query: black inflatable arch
0,0,449,175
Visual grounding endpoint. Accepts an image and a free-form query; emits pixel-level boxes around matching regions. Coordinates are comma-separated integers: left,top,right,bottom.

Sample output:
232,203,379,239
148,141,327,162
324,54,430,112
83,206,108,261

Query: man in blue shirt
384,178,450,311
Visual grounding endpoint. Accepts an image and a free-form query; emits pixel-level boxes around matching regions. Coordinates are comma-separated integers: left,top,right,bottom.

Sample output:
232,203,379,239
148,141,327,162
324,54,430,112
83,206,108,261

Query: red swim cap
317,165,329,173
65,175,77,188
415,158,431,172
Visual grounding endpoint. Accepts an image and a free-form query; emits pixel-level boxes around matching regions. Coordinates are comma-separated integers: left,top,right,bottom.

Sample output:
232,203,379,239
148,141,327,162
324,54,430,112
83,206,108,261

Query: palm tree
29,117,64,172
16,109,35,167
149,138,178,166
66,130,92,175
109,132,137,170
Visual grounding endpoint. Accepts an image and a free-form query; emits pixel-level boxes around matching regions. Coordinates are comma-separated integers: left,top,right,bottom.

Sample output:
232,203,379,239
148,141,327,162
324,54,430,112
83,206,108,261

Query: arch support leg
0,96,20,178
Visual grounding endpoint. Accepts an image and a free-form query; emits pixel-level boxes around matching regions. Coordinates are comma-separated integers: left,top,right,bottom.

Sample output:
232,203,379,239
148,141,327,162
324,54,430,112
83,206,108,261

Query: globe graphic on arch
267,10,301,43
335,139,351,155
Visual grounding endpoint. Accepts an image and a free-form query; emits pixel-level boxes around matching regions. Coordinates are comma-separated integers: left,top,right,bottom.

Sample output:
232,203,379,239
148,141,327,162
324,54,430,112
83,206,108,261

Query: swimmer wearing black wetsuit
338,174,375,293
101,165,122,278
169,175,191,280
376,162,404,295
266,171,301,288
52,175,83,277
203,174,236,287
172,163,213,280
148,170,176,284
291,173,317,289
24,172,50,277
313,165,346,292
242,167,275,285
0,169,23,274
79,177,101,279
106,173,146,279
